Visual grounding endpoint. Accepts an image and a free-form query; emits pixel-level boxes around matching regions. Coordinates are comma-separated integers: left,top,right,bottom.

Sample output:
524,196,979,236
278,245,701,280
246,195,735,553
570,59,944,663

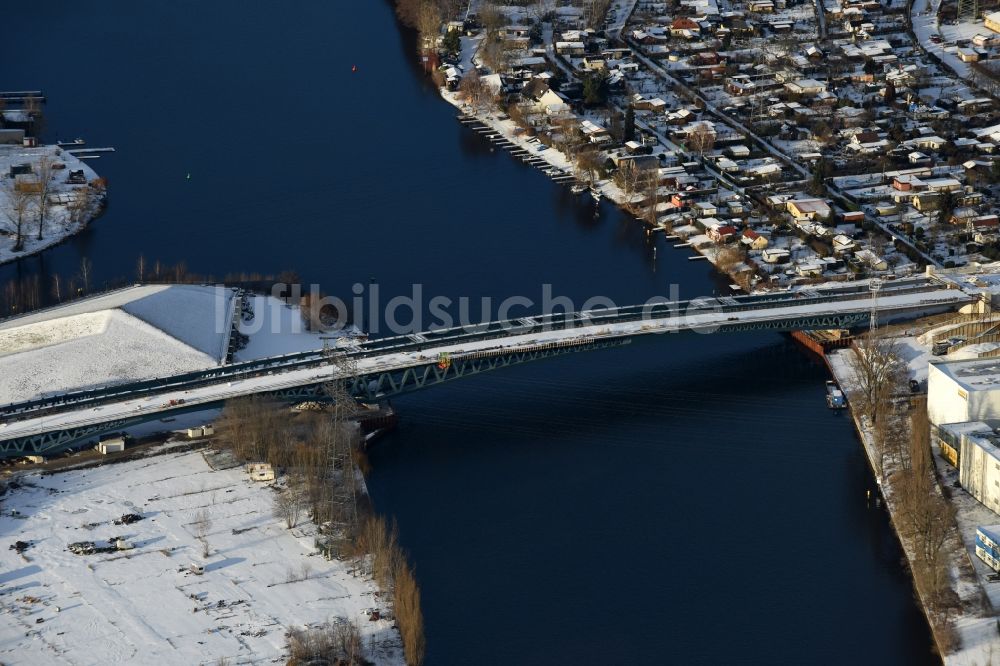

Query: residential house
785,78,827,96
670,17,701,38
761,248,791,263
580,119,612,145
832,234,856,253
741,228,769,249
786,198,832,221
708,223,738,242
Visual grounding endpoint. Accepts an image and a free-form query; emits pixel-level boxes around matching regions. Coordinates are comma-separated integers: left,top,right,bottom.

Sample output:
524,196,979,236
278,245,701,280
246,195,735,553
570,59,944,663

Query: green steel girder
0,338,632,458
712,312,870,333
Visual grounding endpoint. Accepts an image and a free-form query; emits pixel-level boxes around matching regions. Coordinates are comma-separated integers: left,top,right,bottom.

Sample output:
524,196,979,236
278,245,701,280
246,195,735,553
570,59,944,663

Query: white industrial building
928,359,1000,426
960,429,1000,515
934,420,993,466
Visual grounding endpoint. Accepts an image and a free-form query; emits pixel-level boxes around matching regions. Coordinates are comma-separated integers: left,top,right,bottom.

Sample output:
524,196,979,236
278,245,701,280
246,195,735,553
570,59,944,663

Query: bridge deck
0,281,973,450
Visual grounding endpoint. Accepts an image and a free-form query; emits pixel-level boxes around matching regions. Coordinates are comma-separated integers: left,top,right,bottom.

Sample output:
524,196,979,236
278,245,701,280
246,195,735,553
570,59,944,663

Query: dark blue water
2,2,936,664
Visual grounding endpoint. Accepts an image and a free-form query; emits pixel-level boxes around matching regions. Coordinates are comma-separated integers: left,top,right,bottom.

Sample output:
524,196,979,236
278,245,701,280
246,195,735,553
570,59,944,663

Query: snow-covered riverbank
828,341,1000,664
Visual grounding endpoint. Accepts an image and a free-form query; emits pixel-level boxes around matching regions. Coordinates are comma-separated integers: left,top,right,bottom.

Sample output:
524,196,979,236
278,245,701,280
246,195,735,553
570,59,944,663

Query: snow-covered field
0,310,216,405
0,285,237,360
0,285,236,405
0,145,102,266
0,446,402,665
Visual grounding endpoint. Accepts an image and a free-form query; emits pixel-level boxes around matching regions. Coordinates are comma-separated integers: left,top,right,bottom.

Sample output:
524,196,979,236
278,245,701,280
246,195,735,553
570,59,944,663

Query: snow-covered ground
910,0,981,84
0,310,216,405
606,0,639,39
0,446,403,665
235,295,355,362
0,285,236,405
0,145,103,266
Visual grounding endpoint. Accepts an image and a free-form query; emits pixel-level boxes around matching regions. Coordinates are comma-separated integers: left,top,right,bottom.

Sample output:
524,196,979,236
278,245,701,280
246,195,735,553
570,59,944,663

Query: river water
2,1,937,663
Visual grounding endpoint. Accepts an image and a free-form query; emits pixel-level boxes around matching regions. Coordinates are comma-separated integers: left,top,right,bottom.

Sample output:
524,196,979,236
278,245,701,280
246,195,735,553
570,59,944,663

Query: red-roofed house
708,224,738,243
741,228,769,250
670,18,701,38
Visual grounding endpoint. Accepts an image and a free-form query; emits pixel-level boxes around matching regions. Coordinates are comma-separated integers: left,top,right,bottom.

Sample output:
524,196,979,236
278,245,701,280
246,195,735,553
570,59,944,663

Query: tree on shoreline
33,156,56,240
1,179,34,252
459,70,494,112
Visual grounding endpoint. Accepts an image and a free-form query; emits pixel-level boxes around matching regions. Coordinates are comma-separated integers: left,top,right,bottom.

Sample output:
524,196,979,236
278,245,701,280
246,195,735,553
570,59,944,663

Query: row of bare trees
287,619,367,666
358,515,425,666
848,335,907,482
0,255,306,321
215,393,426,665
846,335,961,652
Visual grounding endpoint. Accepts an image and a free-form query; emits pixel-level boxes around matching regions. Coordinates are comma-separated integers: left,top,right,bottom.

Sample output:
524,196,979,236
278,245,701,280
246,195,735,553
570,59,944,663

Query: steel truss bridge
0,276,975,457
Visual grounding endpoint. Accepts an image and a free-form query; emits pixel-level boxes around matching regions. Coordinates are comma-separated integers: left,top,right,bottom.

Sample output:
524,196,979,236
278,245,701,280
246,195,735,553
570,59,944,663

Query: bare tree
32,156,56,240
584,0,612,29
193,508,212,558
478,2,505,39
715,244,746,275
416,1,443,51
575,148,604,185
848,334,903,426
66,186,93,225
613,160,644,213
687,123,716,158
459,70,494,112
274,484,304,529
1,178,34,252
78,257,93,294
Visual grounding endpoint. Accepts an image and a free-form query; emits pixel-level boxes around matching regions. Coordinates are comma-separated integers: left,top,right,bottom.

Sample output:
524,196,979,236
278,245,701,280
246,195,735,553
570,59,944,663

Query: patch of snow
235,296,354,362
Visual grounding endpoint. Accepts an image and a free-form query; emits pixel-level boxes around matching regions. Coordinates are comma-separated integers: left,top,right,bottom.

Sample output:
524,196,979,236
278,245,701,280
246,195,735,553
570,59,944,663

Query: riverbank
828,337,1000,664
0,144,105,266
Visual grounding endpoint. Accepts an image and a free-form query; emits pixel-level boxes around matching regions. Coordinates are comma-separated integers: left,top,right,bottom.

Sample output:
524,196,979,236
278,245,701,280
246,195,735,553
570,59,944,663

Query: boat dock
66,147,116,155
0,90,45,104
458,113,584,192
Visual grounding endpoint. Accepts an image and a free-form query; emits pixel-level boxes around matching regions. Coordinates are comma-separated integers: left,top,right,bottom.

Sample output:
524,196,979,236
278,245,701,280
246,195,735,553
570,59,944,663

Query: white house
247,462,276,482
537,89,570,115
97,436,126,455
832,234,856,253
785,78,827,96
855,249,887,271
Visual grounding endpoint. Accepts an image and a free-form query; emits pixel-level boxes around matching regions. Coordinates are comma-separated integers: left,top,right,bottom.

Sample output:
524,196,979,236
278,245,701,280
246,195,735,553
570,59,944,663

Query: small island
0,91,107,265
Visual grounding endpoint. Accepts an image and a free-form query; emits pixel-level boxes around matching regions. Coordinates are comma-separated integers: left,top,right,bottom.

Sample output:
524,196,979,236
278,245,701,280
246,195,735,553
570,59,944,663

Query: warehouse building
934,420,993,467
960,428,1000,515
928,359,1000,426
